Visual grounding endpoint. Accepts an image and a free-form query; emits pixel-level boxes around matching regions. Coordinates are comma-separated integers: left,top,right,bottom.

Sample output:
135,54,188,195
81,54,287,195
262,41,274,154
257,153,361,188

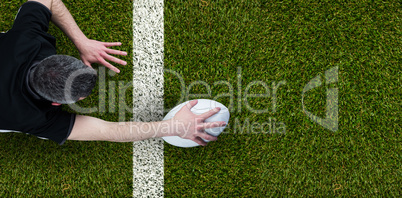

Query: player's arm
27,0,127,73
68,100,226,146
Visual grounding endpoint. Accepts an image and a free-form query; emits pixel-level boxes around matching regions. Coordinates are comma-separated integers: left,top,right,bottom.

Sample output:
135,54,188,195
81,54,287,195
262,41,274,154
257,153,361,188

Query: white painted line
132,0,164,197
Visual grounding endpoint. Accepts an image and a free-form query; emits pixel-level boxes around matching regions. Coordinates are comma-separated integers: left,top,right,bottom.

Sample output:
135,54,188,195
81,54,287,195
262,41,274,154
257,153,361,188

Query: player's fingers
97,57,120,73
192,137,208,146
83,60,92,67
106,48,128,56
103,53,127,66
201,121,226,129
103,42,122,47
197,132,218,142
199,107,221,120
184,100,198,111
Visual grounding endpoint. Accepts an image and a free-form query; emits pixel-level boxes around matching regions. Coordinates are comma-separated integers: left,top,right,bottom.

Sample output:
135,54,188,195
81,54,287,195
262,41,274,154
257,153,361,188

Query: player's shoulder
26,0,52,12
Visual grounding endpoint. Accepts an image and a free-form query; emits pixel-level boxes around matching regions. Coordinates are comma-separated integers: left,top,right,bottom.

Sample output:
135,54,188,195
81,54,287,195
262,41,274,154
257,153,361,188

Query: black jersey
0,2,75,145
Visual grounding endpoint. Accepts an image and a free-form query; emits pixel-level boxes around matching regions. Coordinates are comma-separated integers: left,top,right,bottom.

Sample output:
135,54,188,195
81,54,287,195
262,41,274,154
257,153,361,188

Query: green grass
0,0,133,197
1,0,400,197
164,0,401,197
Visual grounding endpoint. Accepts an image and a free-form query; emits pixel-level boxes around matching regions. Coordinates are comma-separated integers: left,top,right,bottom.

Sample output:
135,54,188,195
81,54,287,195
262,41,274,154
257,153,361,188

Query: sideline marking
132,0,164,197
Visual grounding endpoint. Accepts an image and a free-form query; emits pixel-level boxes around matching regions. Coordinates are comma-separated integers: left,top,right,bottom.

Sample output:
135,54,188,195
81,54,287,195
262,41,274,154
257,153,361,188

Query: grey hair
29,55,97,104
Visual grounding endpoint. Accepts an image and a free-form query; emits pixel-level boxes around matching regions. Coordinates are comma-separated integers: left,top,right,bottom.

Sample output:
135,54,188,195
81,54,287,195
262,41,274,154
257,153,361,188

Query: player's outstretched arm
68,100,227,146
27,0,127,73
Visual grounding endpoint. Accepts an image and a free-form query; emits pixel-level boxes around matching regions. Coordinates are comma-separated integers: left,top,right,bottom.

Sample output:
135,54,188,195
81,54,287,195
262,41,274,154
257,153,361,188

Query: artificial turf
0,0,133,197
1,0,400,197
164,0,401,197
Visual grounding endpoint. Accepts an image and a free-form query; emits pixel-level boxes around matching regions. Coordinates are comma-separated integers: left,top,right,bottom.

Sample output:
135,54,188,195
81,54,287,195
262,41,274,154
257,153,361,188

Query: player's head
29,55,97,104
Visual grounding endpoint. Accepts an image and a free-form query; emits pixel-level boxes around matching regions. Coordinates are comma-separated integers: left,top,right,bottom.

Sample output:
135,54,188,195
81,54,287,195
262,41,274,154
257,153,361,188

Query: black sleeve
31,110,76,145
12,1,52,33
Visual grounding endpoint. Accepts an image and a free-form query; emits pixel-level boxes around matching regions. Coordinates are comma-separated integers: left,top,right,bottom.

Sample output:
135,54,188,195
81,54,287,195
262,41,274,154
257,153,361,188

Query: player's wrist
73,35,89,50
156,119,180,138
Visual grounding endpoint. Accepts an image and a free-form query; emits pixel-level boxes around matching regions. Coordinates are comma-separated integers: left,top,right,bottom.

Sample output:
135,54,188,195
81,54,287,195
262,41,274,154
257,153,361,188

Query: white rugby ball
162,99,230,147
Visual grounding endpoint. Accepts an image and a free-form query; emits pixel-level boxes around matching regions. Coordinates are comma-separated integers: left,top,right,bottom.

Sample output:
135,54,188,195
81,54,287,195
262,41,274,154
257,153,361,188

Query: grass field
164,0,401,197
0,0,133,197
0,0,400,197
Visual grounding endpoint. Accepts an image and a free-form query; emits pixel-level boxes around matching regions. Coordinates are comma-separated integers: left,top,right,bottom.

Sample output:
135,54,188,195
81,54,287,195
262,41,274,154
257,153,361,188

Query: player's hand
77,39,127,73
172,100,227,146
